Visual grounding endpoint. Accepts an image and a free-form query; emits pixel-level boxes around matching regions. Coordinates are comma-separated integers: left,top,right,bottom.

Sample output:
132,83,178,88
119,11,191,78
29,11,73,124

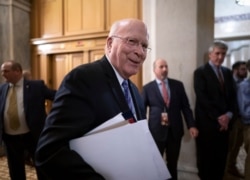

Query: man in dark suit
141,58,198,180
194,40,237,180
0,60,56,180
35,18,148,179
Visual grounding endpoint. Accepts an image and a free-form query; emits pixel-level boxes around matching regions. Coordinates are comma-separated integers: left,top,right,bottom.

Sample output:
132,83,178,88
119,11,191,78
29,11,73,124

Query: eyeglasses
112,35,151,53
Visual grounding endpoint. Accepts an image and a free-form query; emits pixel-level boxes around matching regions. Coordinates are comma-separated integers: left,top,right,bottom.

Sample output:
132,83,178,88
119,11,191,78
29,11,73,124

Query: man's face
208,47,227,67
1,63,19,83
237,64,248,79
107,21,148,79
154,59,168,81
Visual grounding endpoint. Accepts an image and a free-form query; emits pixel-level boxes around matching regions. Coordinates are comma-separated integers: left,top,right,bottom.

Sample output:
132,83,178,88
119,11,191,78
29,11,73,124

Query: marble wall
0,0,31,82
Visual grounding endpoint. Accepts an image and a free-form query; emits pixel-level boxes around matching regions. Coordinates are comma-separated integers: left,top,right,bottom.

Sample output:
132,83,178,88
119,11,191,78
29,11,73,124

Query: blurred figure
236,59,250,180
22,70,32,80
141,58,198,180
0,60,56,180
232,61,247,83
225,60,247,178
193,40,237,180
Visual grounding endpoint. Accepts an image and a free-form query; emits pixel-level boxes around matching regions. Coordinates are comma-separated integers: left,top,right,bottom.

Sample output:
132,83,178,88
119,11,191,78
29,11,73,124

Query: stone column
0,0,31,81
142,0,214,179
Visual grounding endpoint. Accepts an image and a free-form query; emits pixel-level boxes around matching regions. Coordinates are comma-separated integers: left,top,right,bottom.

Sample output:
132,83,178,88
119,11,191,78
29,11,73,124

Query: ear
106,37,113,51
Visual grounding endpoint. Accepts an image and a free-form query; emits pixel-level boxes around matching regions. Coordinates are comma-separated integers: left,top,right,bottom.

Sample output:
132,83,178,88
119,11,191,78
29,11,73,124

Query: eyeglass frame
111,35,151,53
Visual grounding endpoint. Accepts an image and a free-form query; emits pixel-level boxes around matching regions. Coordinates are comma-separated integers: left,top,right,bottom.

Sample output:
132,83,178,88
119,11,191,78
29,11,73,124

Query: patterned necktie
7,85,20,130
161,81,170,107
217,67,224,91
122,80,134,113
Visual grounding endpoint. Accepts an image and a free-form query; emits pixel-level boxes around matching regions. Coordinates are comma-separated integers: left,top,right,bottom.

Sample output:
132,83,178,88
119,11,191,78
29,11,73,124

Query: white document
70,113,171,180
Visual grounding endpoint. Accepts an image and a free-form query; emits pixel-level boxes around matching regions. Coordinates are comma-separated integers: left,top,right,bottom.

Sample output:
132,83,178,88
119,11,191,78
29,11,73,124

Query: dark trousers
3,132,44,180
155,131,181,180
196,129,229,180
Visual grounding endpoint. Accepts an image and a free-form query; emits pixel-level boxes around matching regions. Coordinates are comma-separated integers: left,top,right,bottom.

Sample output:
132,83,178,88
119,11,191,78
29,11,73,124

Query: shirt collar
105,55,126,85
9,77,24,87
156,78,169,85
209,60,222,70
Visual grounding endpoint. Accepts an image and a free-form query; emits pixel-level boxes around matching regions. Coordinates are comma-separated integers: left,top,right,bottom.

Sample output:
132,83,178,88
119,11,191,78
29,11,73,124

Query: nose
134,44,146,56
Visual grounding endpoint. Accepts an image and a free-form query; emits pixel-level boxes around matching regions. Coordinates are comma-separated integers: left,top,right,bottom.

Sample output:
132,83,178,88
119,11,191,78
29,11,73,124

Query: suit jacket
141,78,196,142
194,62,237,132
0,79,56,143
35,56,146,179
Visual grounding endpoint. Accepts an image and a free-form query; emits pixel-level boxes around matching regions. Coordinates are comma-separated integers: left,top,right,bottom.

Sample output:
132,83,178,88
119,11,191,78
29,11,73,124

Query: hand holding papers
70,113,171,180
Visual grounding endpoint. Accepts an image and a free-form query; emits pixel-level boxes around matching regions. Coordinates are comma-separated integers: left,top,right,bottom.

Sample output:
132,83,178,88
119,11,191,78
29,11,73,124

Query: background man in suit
35,18,148,179
141,58,198,180
193,40,237,180
0,60,56,180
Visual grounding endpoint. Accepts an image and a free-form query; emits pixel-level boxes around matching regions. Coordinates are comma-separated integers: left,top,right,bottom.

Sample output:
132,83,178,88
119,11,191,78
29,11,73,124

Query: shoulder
168,78,182,84
221,66,232,74
168,78,185,91
25,79,45,86
67,56,110,79
0,83,6,89
194,63,209,74
240,78,250,87
143,80,156,89
0,83,8,93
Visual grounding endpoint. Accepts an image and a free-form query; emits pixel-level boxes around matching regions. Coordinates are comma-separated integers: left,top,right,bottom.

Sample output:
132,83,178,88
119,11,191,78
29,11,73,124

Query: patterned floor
0,146,246,180
0,156,37,180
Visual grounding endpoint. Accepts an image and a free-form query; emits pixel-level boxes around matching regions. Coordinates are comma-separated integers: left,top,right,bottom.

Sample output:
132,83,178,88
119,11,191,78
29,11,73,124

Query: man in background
193,40,237,180
226,60,247,178
236,59,250,180
141,58,198,180
0,60,56,180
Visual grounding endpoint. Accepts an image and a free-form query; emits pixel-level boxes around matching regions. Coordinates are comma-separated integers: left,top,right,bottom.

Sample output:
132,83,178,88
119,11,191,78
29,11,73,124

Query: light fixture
236,0,250,6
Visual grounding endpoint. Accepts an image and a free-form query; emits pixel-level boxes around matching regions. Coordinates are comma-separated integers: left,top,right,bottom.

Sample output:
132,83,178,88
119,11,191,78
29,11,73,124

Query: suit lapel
99,57,129,113
99,56,145,120
221,67,227,85
205,63,223,91
128,80,146,120
153,80,165,105
0,84,9,116
168,79,174,107
23,80,29,113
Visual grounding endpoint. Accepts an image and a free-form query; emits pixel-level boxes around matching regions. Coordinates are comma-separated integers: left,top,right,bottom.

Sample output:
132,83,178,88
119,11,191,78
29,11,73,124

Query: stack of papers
70,113,171,180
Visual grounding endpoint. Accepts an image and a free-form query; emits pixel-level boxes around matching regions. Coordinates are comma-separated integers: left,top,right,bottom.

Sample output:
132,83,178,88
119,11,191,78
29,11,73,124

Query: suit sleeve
35,70,105,180
179,82,196,128
40,80,57,101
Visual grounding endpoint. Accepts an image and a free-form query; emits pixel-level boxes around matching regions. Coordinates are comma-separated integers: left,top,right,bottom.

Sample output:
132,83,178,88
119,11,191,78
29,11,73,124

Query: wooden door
51,52,85,90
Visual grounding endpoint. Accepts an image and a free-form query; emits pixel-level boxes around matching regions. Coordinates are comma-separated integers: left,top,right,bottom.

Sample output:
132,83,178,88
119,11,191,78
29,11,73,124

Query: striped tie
122,80,134,113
